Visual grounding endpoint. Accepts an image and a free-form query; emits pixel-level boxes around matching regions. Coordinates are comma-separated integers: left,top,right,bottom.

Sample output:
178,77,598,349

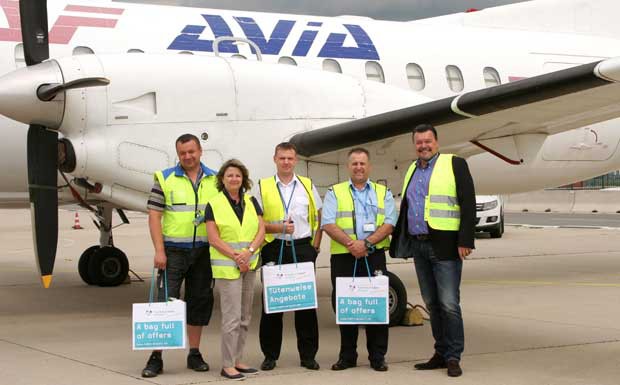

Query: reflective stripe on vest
259,175,318,244
209,192,261,279
402,154,460,231
330,181,390,254
155,170,218,247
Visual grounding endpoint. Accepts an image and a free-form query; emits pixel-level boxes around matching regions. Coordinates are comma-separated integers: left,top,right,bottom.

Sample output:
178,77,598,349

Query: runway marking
465,279,620,287
507,223,620,230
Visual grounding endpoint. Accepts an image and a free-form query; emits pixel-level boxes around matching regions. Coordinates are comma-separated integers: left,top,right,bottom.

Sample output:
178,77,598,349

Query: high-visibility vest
209,192,260,279
402,154,460,231
330,180,390,254
259,175,318,243
155,165,218,247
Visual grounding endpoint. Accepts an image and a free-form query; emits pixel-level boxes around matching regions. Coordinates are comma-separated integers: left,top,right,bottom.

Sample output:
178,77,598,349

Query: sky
116,0,528,21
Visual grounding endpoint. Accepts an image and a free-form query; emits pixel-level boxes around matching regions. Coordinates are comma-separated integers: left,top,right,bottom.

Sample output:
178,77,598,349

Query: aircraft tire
387,271,407,326
88,246,129,287
78,245,101,285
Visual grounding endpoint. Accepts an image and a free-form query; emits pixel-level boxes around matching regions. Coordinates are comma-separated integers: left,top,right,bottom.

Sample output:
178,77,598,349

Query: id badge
363,223,376,232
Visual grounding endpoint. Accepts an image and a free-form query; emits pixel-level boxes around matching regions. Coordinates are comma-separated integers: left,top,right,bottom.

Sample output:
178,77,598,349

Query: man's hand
347,240,367,259
283,219,295,235
154,250,167,269
458,247,472,261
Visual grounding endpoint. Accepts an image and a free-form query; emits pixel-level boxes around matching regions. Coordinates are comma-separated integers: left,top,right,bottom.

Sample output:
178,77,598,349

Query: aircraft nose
0,60,64,128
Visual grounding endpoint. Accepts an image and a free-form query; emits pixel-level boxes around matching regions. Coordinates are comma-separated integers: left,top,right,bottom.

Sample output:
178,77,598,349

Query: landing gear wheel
87,246,129,287
387,271,407,327
78,245,100,285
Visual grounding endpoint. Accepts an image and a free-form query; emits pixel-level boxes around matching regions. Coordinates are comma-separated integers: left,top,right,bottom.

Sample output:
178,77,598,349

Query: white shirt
255,174,322,240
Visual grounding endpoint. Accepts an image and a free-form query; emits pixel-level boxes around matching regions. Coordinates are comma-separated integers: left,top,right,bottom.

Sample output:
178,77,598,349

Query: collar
275,173,298,187
174,162,217,177
348,179,371,192
416,152,439,169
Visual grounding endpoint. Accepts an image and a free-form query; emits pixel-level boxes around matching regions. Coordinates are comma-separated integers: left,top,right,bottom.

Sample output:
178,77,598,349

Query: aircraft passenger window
278,56,297,66
483,67,501,87
445,65,464,92
406,63,425,90
178,51,194,55
73,46,94,55
128,49,144,53
231,54,247,60
14,43,25,68
365,61,385,83
323,59,342,73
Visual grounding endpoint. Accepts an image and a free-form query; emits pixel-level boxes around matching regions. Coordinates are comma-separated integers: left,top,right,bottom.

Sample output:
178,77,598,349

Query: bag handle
277,225,298,268
149,268,168,304
352,256,372,282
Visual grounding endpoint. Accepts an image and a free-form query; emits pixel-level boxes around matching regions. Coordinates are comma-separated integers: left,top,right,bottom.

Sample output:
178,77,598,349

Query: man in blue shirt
322,147,397,372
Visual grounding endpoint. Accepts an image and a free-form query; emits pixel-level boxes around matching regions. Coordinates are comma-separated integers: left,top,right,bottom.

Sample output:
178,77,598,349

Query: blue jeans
413,240,464,361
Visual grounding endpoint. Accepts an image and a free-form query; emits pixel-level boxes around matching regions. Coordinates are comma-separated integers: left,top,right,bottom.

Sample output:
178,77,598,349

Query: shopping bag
336,257,389,325
261,237,317,314
262,261,317,313
132,269,186,350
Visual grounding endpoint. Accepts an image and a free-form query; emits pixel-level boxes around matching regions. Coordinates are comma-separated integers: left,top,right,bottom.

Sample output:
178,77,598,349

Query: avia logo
0,2,124,44
168,15,380,60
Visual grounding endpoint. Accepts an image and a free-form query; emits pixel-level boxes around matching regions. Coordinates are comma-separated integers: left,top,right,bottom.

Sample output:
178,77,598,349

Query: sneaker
141,352,163,378
187,351,210,372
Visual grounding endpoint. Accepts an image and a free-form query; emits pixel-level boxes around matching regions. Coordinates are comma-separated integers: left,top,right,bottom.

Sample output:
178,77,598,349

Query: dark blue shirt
406,153,439,235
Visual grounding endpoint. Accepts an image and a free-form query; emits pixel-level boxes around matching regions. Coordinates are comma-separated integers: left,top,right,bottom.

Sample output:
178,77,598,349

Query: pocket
171,190,187,205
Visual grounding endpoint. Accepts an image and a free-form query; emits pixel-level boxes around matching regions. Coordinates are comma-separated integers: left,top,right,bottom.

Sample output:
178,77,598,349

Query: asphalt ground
0,209,619,385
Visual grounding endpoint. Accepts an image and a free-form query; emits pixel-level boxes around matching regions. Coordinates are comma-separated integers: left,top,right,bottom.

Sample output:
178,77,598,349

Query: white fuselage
2,0,620,209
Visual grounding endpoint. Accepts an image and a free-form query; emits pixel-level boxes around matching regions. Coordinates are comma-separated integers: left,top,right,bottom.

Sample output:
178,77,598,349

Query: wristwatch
364,239,376,253
248,246,256,254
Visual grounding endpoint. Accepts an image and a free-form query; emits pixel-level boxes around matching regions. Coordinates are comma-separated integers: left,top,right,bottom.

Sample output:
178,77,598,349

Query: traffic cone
72,211,83,230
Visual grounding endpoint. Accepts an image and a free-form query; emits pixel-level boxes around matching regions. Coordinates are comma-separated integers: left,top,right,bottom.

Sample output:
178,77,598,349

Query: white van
476,195,504,238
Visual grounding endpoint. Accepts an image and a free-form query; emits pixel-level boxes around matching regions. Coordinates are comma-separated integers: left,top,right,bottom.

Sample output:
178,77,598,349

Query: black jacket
390,154,476,260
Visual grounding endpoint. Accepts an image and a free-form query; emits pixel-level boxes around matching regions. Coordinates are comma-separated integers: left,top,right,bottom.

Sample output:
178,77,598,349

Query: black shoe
220,369,246,381
141,352,163,378
187,352,209,371
331,359,356,371
235,367,259,375
371,361,388,372
414,353,446,370
260,358,276,371
446,359,462,377
300,359,320,370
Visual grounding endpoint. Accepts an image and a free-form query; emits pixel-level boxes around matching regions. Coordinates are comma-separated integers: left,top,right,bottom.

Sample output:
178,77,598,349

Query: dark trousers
411,239,464,361
259,239,319,361
330,250,389,365
157,246,214,326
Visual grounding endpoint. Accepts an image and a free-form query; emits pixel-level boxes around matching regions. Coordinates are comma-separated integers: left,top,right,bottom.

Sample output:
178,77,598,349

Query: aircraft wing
290,58,620,161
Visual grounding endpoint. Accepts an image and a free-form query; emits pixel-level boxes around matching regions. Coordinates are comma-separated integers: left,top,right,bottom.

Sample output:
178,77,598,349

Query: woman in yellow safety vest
204,159,265,380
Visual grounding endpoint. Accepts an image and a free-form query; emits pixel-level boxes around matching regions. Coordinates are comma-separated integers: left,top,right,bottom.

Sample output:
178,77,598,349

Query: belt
412,234,430,241
276,237,312,246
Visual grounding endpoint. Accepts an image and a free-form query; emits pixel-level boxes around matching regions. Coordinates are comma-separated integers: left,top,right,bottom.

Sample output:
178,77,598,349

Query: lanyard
276,179,297,216
350,184,374,218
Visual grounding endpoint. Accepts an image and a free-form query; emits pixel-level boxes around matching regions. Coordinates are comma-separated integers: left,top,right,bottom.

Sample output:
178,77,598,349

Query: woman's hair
216,158,253,192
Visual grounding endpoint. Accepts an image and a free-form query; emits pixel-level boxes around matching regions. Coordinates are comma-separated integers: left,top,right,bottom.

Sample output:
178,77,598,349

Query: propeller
19,0,57,288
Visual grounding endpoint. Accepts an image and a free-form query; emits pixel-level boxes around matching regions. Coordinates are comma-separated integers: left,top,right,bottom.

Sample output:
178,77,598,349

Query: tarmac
1,209,619,385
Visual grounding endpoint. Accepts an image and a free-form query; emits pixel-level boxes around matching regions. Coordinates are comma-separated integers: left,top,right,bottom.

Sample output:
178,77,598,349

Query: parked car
476,195,504,238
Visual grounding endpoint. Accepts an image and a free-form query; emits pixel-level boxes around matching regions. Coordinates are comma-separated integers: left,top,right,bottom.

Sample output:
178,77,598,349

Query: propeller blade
27,125,58,288
19,0,49,66
37,77,110,102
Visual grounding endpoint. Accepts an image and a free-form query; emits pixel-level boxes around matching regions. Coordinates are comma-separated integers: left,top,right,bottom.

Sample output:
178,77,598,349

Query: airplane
2,0,620,326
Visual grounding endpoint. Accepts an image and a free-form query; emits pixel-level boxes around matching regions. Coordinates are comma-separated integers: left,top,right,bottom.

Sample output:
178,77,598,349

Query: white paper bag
132,299,186,350
336,275,389,325
262,261,318,314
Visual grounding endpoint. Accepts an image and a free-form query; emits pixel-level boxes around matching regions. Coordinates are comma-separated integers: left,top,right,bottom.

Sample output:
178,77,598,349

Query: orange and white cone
72,211,83,230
